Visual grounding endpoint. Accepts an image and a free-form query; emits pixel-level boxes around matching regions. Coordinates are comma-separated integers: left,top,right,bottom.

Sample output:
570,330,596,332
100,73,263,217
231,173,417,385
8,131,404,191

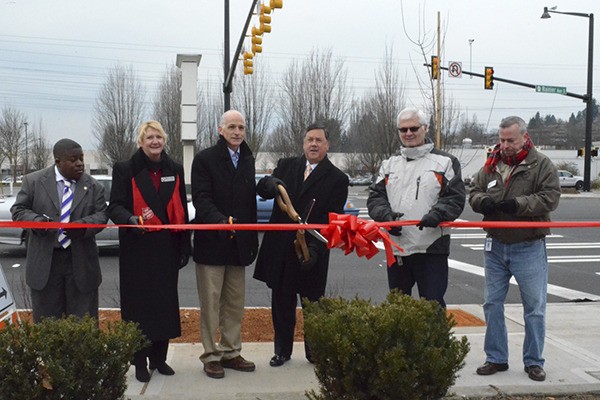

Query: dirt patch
14,307,485,343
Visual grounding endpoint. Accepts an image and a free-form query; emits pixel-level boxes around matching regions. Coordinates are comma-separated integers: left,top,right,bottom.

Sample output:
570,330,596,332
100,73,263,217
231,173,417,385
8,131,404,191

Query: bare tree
400,3,462,150
346,46,406,178
92,64,146,166
271,48,350,156
153,66,183,163
0,106,27,180
27,119,52,171
232,60,274,155
196,75,222,151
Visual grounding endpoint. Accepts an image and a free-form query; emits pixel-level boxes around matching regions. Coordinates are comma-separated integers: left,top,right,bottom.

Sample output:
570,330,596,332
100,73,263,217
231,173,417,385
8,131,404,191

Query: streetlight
541,6,594,191
468,39,474,79
23,122,28,175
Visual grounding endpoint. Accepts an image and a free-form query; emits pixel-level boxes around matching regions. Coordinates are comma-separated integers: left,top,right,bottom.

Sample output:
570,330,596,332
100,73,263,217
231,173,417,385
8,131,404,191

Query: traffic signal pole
224,0,259,111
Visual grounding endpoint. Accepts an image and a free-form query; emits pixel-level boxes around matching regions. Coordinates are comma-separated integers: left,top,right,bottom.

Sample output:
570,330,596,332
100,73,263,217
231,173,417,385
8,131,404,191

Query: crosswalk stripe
449,260,600,301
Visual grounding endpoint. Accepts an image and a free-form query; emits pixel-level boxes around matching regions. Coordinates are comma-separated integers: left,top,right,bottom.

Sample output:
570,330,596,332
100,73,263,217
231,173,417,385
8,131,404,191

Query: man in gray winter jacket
367,107,465,308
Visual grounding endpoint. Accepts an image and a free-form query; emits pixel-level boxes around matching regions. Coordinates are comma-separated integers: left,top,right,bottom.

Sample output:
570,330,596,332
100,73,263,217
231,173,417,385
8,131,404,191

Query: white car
557,170,584,190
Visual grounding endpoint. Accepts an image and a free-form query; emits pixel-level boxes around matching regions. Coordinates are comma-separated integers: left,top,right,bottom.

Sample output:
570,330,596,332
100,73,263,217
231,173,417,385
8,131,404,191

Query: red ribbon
320,213,403,267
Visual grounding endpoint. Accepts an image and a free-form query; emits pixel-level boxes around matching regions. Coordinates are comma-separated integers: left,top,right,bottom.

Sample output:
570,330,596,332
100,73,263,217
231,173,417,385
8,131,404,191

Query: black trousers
134,339,169,367
387,253,449,308
30,248,99,323
271,284,322,360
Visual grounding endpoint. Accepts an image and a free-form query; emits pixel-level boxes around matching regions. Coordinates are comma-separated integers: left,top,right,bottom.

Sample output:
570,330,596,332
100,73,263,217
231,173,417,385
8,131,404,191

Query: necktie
232,152,239,168
304,164,312,181
58,180,74,248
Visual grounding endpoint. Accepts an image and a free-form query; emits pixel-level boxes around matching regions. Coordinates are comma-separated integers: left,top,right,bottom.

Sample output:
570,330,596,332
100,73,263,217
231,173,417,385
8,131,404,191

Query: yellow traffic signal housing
243,51,254,75
259,4,272,33
484,66,494,90
431,55,439,80
252,26,262,36
270,0,282,9
251,34,262,53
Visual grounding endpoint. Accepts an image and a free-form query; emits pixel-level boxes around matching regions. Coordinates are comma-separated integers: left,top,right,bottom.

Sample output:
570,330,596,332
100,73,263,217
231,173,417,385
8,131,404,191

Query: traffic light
243,51,254,75
270,0,282,9
484,66,494,90
431,55,439,80
592,147,599,157
577,148,584,157
260,4,272,33
251,34,262,53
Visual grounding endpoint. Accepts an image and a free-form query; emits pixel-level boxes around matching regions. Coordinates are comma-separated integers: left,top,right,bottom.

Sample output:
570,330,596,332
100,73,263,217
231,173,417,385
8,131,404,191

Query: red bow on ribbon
320,213,403,267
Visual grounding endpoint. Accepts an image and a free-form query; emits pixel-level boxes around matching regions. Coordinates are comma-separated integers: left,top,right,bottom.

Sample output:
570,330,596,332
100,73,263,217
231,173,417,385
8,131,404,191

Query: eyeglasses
398,126,422,133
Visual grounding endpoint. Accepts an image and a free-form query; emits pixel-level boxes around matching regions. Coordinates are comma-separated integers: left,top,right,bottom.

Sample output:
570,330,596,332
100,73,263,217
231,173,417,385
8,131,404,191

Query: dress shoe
149,361,175,376
221,355,256,372
135,365,150,383
524,365,546,381
269,354,290,367
204,361,224,379
476,361,509,375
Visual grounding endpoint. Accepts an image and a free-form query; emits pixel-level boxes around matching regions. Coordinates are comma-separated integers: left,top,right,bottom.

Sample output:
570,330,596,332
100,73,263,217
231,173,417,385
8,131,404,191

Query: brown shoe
524,365,546,381
476,361,509,375
221,355,256,372
204,361,224,379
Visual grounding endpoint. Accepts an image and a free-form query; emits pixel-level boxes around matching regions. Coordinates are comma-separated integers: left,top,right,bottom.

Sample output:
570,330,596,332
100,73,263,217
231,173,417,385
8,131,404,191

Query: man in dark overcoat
192,109,259,379
254,123,349,367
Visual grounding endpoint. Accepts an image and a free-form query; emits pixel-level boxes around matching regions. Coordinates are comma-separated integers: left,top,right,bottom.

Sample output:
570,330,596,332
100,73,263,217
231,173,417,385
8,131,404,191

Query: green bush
303,292,470,400
0,315,147,400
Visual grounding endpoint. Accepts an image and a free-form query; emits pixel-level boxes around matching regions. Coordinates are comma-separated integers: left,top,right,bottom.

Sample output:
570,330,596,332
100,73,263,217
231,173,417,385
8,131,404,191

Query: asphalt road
1,186,599,309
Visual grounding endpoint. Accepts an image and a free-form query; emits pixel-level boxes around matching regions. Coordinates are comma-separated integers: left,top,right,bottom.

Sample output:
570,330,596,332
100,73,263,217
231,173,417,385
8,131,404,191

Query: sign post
0,261,16,328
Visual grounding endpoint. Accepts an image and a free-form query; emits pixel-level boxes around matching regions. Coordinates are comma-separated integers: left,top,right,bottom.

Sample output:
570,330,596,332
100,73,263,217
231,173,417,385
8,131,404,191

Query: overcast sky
1,0,599,149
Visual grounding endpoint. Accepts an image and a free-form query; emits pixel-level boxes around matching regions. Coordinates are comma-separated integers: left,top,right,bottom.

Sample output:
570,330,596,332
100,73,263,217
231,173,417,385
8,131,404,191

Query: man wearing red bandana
470,116,560,382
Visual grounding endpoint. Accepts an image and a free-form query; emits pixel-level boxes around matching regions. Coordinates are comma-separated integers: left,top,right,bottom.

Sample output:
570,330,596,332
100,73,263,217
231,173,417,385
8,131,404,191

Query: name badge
487,180,497,190
485,237,493,252
161,176,175,182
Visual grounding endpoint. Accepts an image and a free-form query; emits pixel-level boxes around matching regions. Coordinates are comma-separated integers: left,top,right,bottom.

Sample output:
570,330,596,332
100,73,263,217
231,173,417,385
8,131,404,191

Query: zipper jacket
469,146,560,244
368,142,465,256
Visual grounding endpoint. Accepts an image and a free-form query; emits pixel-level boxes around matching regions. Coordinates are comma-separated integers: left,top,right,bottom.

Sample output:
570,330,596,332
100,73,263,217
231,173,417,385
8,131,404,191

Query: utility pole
435,12,441,149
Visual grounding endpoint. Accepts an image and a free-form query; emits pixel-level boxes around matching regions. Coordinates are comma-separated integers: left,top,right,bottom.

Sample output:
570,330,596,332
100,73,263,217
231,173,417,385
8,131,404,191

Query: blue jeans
482,237,548,367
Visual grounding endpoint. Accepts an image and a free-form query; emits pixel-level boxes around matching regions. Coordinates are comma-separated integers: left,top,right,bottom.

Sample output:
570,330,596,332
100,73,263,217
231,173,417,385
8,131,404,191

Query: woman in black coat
108,121,191,383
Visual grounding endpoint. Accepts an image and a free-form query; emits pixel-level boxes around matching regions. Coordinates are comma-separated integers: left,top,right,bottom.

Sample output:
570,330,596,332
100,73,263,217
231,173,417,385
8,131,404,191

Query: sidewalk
124,302,600,399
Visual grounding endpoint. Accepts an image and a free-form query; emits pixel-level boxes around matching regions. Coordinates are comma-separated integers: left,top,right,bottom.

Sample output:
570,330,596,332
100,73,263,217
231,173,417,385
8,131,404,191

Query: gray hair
397,107,428,126
499,116,527,134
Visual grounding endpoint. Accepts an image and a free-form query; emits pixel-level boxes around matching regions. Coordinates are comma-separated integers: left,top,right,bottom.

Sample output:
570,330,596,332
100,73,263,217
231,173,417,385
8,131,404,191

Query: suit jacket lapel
71,174,90,212
299,156,333,197
40,166,61,211
134,170,170,224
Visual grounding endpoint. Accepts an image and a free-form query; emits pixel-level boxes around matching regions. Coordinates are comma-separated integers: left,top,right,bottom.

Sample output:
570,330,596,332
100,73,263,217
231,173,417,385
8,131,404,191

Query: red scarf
483,137,533,174
131,175,186,232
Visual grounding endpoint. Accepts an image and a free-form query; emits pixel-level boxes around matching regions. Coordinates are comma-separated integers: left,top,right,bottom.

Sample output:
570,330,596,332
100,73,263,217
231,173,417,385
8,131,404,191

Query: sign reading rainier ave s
535,85,567,95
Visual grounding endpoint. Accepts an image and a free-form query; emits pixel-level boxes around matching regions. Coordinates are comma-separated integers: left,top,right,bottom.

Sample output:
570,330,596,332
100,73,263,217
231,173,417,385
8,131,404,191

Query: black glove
496,199,518,214
32,214,53,236
260,176,286,199
417,213,440,230
299,245,319,271
128,215,145,235
218,217,237,240
480,198,496,215
179,253,190,269
385,212,403,236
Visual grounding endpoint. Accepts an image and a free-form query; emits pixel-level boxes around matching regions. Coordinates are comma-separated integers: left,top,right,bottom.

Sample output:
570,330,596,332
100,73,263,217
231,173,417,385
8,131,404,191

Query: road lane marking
448,260,600,301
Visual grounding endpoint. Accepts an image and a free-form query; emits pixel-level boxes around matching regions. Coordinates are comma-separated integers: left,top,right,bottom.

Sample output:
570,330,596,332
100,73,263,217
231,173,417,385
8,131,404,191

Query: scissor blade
300,199,328,244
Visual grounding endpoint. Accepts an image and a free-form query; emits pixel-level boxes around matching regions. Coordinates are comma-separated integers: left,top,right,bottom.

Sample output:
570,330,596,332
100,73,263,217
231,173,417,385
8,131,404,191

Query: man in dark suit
254,123,349,367
11,138,108,322
192,110,259,379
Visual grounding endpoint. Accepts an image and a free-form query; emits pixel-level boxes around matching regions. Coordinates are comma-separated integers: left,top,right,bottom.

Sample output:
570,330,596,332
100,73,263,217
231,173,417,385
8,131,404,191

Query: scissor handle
276,184,300,222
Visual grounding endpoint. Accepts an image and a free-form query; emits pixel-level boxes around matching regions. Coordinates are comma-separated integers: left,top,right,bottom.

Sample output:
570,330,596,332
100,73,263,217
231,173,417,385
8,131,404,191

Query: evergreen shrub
303,292,470,400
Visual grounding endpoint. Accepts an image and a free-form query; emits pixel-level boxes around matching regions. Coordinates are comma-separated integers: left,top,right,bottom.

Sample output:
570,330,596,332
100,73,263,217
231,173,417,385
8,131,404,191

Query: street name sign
536,85,567,95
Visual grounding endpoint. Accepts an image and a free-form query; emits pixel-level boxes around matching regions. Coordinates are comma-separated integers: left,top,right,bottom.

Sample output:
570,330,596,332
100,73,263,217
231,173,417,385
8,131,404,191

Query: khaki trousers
195,263,245,363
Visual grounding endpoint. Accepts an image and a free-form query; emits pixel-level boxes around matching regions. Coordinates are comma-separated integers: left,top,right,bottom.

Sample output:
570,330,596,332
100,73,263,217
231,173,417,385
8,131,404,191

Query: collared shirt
228,147,240,168
55,165,76,201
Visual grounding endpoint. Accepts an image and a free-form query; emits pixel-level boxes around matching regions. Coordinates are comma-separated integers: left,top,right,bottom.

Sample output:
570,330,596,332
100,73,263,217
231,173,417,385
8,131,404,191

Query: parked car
0,175,360,247
557,170,584,190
